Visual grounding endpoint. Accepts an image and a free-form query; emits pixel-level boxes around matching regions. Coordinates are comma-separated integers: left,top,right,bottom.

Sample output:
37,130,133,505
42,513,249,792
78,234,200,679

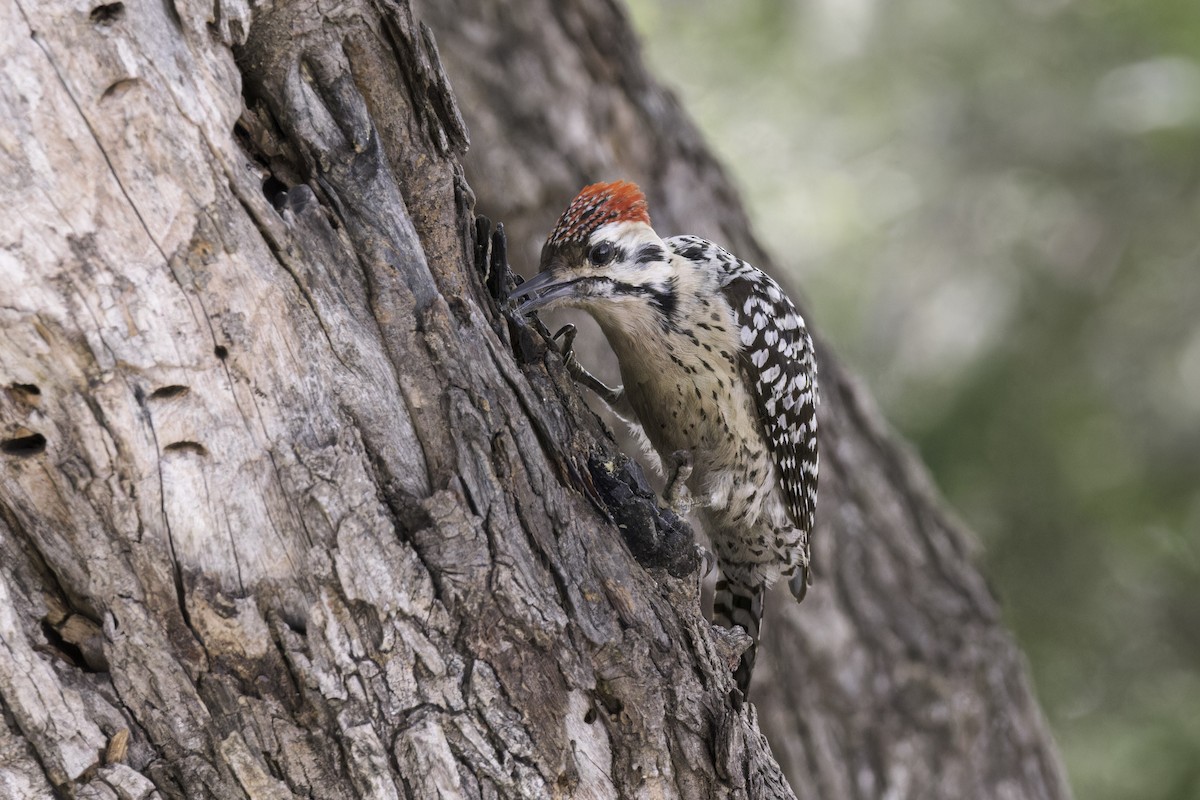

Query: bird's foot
664,449,694,514
552,324,624,405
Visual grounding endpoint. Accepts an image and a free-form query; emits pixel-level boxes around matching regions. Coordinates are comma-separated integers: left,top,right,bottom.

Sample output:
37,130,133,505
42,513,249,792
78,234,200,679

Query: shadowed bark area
0,0,1069,799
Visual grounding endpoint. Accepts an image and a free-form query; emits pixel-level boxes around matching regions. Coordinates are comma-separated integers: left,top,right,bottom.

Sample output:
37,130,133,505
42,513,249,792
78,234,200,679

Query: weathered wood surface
0,0,1070,798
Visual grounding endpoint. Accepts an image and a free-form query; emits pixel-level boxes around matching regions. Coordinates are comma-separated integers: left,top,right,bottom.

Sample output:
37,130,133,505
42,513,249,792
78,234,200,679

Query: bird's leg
695,544,716,578
664,449,694,514
787,536,812,603
655,449,711,578
552,324,625,406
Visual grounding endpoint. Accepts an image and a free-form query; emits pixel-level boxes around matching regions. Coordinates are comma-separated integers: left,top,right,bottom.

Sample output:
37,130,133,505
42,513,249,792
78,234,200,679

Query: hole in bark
2,433,46,457
583,707,597,724
163,441,207,456
214,345,229,360
100,77,141,103
89,1,124,24
8,384,41,406
149,385,189,400
262,176,288,209
598,695,623,716
39,621,94,672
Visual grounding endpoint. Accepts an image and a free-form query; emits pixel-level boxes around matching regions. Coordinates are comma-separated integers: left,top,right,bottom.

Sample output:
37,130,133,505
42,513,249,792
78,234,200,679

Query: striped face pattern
546,180,651,246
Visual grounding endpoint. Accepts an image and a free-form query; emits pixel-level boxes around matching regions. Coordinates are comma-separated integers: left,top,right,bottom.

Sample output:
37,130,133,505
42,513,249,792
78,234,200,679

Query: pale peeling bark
0,0,1069,799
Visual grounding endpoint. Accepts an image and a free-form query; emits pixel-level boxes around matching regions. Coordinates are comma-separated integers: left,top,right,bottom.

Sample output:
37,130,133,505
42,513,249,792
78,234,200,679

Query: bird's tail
713,576,766,697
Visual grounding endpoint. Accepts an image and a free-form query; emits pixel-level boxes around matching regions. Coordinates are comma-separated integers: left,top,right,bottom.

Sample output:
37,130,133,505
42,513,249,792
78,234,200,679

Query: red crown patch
546,180,651,246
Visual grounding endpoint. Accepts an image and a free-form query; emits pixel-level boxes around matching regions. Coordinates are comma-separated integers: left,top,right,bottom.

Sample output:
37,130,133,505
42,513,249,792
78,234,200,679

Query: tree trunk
0,0,1070,799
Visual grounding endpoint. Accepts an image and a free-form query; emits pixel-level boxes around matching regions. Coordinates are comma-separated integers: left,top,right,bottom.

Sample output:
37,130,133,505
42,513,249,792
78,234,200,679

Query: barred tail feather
713,577,766,697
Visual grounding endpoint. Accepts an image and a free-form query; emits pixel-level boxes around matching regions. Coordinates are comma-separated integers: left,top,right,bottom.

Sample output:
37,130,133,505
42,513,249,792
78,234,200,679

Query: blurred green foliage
626,1,1200,797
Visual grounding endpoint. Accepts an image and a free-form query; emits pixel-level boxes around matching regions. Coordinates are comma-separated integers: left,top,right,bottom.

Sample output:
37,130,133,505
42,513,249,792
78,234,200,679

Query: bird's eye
588,241,616,266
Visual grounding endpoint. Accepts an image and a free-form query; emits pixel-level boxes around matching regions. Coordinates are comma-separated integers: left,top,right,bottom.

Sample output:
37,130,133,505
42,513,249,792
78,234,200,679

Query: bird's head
509,181,676,324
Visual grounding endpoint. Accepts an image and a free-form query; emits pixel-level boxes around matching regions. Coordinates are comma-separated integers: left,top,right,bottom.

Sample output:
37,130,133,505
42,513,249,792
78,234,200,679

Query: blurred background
625,1,1200,798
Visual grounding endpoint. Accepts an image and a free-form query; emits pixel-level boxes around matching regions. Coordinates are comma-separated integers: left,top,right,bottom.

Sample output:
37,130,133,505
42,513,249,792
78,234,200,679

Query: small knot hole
2,433,46,457
89,2,124,25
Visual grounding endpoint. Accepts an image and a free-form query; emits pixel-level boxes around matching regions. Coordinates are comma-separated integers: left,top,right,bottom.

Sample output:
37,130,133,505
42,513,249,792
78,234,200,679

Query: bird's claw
551,323,625,405
553,324,585,379
552,323,578,355
695,544,716,578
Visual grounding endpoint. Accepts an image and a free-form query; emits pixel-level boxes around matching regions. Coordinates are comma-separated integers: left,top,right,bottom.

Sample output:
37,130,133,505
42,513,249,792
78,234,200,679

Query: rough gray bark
0,1,1070,800
420,2,1074,798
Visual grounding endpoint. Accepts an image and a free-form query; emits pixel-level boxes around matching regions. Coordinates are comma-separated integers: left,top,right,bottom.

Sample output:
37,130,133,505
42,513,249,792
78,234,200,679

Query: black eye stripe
635,244,665,265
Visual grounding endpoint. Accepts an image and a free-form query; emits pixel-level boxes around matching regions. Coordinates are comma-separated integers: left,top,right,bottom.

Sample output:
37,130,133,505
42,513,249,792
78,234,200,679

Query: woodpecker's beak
507,270,579,315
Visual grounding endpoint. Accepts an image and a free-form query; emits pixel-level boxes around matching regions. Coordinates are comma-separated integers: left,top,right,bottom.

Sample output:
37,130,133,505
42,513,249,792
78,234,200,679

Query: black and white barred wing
665,236,819,536
722,270,819,538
